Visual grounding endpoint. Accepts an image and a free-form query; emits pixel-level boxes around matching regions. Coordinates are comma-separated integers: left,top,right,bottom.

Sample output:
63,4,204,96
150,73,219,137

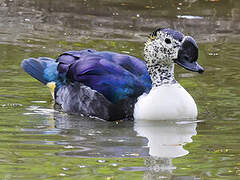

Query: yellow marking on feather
46,82,56,100
149,34,156,40
145,35,155,46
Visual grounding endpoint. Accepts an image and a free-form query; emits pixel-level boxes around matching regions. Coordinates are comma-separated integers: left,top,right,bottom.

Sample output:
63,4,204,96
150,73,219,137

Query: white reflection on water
134,120,197,179
134,120,197,158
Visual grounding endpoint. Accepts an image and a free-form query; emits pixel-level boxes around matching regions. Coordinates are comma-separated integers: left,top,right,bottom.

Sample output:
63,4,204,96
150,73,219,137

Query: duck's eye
165,38,171,44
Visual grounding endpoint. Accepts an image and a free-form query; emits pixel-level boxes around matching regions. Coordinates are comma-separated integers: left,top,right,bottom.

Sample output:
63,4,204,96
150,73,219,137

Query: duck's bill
174,36,204,74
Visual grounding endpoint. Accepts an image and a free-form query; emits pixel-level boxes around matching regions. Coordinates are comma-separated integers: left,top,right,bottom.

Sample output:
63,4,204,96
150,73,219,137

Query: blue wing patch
57,50,152,103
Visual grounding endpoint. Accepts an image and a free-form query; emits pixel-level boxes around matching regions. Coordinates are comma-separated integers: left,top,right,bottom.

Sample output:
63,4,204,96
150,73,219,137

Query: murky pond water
0,0,240,179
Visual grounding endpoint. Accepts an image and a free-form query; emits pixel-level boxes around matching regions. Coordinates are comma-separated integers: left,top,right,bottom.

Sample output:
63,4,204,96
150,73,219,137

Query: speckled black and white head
144,28,204,87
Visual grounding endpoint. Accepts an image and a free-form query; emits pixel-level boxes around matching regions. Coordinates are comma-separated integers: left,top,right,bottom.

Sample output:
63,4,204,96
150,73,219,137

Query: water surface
0,0,240,179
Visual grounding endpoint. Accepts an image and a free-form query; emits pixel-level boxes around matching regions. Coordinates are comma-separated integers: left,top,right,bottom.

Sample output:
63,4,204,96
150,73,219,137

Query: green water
0,0,240,179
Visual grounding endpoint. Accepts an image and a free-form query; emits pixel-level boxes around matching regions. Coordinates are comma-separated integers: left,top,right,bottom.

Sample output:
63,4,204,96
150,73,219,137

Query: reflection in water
27,106,149,158
25,105,198,178
134,120,197,179
25,106,197,157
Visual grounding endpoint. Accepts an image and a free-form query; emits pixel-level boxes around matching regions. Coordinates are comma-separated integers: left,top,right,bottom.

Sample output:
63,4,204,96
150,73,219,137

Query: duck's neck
147,63,176,87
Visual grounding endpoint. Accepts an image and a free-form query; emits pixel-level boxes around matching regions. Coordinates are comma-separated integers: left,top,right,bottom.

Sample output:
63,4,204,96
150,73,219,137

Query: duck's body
134,84,197,120
22,28,204,121
22,50,151,120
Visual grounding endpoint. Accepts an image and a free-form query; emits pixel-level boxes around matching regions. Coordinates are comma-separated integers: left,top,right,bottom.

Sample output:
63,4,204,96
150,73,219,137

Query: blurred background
0,0,240,45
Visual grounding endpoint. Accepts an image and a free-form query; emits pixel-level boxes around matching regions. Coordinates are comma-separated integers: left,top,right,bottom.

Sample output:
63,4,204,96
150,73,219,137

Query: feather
21,57,62,88
57,50,152,103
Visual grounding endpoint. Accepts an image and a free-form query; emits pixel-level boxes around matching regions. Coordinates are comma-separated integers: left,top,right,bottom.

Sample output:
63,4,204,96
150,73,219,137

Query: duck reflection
24,105,197,179
134,120,197,179
50,111,150,157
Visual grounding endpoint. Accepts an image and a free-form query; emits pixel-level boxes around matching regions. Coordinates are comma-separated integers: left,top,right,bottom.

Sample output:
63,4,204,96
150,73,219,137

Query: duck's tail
21,57,61,99
21,57,58,84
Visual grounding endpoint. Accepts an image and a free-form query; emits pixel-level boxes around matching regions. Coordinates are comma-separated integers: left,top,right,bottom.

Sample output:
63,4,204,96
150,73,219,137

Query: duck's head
144,28,204,73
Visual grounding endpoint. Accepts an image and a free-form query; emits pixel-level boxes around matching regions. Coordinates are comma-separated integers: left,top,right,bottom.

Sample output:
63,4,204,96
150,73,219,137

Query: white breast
133,84,197,120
